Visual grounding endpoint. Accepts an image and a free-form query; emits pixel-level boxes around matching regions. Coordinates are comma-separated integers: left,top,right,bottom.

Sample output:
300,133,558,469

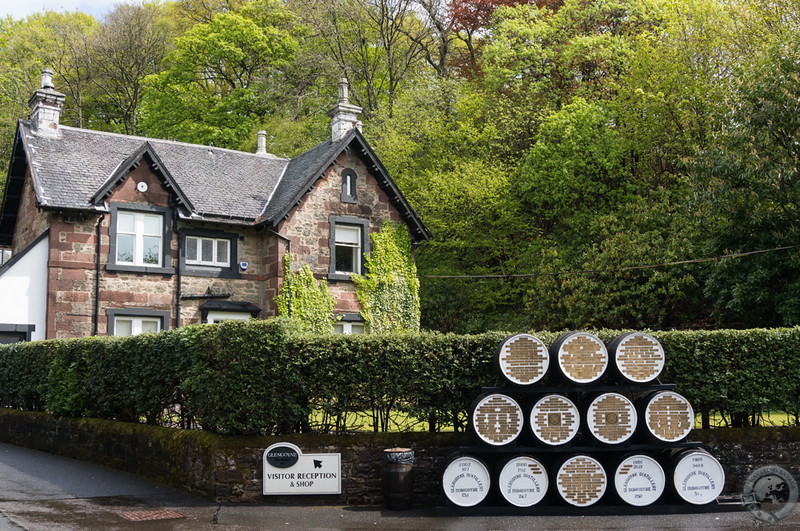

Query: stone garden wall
0,409,797,505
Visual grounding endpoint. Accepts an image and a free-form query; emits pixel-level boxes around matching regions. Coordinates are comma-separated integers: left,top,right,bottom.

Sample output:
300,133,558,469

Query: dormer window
341,168,357,203
116,211,163,266
107,203,174,275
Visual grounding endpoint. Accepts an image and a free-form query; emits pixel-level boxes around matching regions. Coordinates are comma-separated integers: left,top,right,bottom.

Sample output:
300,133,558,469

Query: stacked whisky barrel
441,332,725,509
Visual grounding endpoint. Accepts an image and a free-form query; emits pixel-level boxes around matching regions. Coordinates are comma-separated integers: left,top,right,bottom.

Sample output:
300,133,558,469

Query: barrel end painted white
471,394,524,447
496,333,550,386
673,451,726,505
530,394,580,446
555,331,609,384
499,456,549,507
442,456,492,507
645,391,694,443
614,454,666,506
587,392,638,445
611,332,665,384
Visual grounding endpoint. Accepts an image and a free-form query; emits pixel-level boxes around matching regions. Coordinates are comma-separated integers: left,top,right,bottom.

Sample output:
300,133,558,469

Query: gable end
90,142,195,213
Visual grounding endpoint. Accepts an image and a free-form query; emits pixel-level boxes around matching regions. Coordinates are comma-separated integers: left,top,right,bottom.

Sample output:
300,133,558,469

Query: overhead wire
422,244,800,279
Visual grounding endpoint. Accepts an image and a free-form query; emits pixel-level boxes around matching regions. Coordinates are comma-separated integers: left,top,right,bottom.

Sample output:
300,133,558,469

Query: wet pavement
0,442,797,530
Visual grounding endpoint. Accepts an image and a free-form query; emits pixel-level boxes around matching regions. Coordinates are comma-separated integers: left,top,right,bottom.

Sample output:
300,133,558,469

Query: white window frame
333,321,365,335
113,316,161,336
115,211,163,267
334,224,362,275
328,216,369,282
185,236,230,267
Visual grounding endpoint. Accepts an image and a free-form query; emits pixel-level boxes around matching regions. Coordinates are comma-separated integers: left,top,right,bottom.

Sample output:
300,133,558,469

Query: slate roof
17,120,288,223
4,120,430,241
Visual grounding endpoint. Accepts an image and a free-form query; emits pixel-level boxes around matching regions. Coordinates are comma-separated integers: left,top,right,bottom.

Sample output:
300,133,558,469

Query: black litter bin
383,447,414,510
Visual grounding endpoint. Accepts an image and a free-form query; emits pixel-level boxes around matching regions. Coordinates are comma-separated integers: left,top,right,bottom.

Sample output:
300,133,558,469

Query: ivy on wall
354,221,420,333
274,253,337,334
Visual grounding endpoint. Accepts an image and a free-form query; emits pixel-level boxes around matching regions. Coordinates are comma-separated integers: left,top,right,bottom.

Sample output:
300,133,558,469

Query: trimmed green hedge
0,321,798,434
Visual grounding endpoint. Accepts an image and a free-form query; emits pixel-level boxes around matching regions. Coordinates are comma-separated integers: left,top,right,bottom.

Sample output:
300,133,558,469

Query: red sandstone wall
11,168,49,253
278,148,402,314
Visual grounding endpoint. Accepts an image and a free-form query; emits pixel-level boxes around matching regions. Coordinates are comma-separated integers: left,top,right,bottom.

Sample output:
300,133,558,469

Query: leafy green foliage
275,252,337,334
181,319,309,434
2,323,799,432
515,98,633,241
140,0,299,149
354,222,420,333
694,32,800,326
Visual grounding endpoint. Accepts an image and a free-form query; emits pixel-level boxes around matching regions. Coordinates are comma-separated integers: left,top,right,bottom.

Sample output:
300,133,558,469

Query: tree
174,0,250,24
140,0,299,148
514,98,633,243
91,2,176,135
612,0,740,189
479,0,663,159
450,0,529,75
523,190,709,330
291,0,426,117
695,33,800,326
0,12,99,129
0,12,99,185
483,0,661,106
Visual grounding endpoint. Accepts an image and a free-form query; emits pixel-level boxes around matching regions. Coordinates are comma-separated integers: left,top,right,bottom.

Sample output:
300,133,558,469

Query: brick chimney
328,78,362,142
28,68,65,137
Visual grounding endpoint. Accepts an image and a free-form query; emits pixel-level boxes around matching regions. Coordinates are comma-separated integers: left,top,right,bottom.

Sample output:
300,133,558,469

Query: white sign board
263,442,341,495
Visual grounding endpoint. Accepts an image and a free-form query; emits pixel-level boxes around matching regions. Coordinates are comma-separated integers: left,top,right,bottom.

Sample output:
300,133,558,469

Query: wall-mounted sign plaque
262,442,341,495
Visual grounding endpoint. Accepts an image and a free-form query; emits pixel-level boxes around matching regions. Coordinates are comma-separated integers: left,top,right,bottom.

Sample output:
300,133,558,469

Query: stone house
0,70,430,342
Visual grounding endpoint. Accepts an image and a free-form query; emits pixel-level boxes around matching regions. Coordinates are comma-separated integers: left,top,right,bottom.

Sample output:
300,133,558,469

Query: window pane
116,234,134,263
186,237,198,261
142,236,161,265
140,319,160,334
333,323,344,334
143,214,161,236
335,244,356,273
350,323,365,334
216,240,229,264
117,212,135,233
201,239,213,262
115,318,133,337
335,225,360,244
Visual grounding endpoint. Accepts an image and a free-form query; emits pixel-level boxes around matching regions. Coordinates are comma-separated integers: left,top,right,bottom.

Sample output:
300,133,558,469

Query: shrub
0,323,797,432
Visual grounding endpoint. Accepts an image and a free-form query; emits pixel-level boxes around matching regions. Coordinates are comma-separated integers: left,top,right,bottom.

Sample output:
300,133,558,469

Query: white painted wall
0,236,48,341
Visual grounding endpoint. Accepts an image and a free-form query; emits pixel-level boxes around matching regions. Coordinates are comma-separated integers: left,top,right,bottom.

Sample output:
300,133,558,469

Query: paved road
0,442,797,530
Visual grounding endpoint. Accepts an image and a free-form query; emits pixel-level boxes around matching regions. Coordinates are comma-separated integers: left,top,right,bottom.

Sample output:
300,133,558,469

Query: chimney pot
255,130,267,155
41,68,55,90
338,78,349,104
329,78,362,142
